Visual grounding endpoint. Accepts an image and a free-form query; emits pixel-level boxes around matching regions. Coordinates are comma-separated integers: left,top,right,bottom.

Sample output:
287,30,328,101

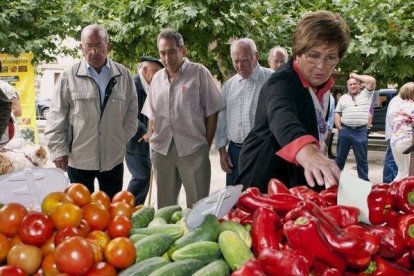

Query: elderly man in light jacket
45,24,137,199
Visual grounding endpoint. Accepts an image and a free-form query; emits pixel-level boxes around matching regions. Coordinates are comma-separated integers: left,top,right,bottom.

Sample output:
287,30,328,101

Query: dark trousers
227,141,242,186
325,130,335,159
125,151,151,205
336,126,369,181
67,163,123,200
383,139,398,183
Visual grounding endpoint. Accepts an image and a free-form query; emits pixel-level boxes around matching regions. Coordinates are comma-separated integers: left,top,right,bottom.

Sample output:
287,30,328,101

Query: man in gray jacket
45,24,138,199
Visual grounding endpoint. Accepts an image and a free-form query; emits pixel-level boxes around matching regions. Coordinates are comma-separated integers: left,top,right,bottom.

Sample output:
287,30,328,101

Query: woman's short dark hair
292,10,350,59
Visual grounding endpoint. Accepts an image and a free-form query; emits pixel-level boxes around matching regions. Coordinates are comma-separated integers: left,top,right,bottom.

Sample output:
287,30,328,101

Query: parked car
36,97,50,120
371,88,397,132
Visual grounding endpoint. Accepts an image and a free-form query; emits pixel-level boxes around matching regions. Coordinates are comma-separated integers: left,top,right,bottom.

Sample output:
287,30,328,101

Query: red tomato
41,254,60,276
54,227,81,246
50,203,82,230
88,240,103,263
66,183,91,207
0,265,26,276
109,202,133,219
0,203,28,237
107,215,132,238
40,233,56,256
85,262,117,276
0,233,10,263
87,230,110,252
54,237,95,275
104,237,136,269
90,191,111,210
7,244,43,275
82,203,110,231
77,219,91,237
112,191,135,207
19,212,54,247
41,191,73,216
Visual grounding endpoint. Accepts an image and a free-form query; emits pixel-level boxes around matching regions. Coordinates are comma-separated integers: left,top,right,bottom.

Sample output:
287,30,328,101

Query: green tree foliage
0,0,82,63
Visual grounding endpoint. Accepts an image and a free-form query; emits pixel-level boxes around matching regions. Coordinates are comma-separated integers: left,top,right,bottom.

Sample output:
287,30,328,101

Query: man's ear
181,47,187,56
79,43,83,51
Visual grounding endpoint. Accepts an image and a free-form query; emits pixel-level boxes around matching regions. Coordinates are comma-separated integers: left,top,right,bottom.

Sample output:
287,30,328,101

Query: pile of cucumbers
119,205,253,276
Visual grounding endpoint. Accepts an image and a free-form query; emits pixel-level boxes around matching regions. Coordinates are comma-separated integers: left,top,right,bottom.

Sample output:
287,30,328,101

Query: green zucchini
118,256,169,276
134,233,174,262
192,259,231,276
219,220,252,247
131,205,155,229
130,224,184,240
148,217,167,227
218,230,254,271
148,259,204,276
171,241,221,264
129,233,148,243
154,205,182,223
170,210,182,224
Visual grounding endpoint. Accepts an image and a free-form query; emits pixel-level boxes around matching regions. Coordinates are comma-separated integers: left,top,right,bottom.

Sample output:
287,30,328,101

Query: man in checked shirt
215,38,273,186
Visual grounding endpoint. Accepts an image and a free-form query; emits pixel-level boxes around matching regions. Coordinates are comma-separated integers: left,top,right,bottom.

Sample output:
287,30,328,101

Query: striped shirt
335,88,374,127
215,64,273,149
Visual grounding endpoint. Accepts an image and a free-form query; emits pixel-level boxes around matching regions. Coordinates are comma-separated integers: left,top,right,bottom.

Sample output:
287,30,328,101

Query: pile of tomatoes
0,183,138,275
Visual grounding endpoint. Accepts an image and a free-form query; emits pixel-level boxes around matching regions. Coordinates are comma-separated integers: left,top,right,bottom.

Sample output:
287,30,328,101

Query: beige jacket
45,58,138,171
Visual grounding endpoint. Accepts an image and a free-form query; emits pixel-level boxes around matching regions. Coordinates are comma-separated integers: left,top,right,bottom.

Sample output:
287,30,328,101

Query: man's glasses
84,43,105,51
305,52,339,66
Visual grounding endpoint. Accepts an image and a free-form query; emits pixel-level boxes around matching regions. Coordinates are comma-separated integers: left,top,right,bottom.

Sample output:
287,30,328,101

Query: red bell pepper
290,185,326,207
237,187,301,216
322,205,360,227
251,207,282,257
285,200,371,263
319,185,338,207
283,216,347,272
397,214,414,249
222,208,252,224
368,189,393,225
372,183,391,192
395,251,413,271
387,210,404,229
231,259,266,276
311,261,342,276
257,248,314,276
363,255,412,276
267,178,290,194
390,176,414,213
366,225,406,260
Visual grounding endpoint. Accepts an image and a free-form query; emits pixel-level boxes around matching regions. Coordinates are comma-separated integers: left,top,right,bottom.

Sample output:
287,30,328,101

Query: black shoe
328,154,336,159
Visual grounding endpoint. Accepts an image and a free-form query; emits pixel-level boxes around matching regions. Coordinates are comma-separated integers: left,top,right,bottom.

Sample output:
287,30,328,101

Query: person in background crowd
215,38,272,186
267,46,289,71
390,82,414,181
383,89,402,182
141,28,224,208
126,56,163,205
45,24,138,199
326,93,336,159
335,73,376,181
0,89,11,141
237,10,350,193
0,61,21,118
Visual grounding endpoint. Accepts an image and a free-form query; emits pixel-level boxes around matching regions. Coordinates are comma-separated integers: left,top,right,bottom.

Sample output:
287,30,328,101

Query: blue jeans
226,141,242,186
336,126,369,181
125,151,151,205
383,140,398,183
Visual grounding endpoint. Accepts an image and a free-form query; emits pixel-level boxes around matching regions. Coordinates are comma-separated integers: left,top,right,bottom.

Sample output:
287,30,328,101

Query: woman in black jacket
237,10,350,192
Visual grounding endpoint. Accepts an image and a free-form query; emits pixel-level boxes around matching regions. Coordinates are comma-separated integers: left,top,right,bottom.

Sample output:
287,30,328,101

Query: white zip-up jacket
45,58,138,171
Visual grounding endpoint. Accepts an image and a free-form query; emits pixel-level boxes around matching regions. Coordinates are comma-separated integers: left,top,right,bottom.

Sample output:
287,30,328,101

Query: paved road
37,120,386,208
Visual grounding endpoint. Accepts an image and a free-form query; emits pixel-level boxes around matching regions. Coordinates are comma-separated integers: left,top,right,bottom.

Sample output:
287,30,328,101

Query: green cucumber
155,205,182,223
192,259,230,276
134,234,174,262
131,206,155,228
148,217,167,227
148,259,204,276
170,210,182,224
219,220,252,247
171,241,221,264
129,233,148,243
168,214,220,257
118,256,169,276
130,224,184,240
218,230,254,271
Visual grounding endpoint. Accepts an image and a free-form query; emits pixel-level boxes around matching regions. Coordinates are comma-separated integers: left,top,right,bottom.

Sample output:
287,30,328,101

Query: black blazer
237,59,325,193
126,75,149,154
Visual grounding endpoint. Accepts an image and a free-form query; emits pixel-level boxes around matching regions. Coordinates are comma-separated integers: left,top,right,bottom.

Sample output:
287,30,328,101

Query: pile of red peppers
222,177,414,275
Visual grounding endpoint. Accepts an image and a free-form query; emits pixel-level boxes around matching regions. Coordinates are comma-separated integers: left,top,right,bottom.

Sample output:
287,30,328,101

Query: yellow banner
0,53,37,143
